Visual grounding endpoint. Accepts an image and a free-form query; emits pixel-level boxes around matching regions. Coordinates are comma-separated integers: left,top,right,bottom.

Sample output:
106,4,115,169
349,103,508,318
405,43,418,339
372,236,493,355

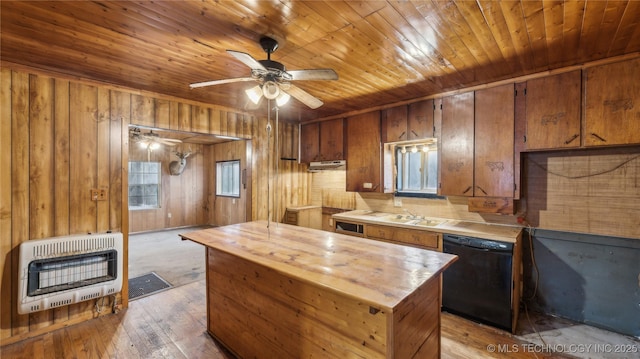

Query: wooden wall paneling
131,94,155,127
198,145,209,225
28,74,55,240
52,78,71,324
169,100,180,131
0,68,13,340
110,90,130,232
252,115,269,222
514,82,526,200
227,112,237,137
96,87,111,232
524,147,640,239
69,83,98,235
208,109,222,135
155,99,171,129
11,70,30,337
192,105,209,133
112,90,129,308
28,74,55,331
178,103,191,132
68,82,99,322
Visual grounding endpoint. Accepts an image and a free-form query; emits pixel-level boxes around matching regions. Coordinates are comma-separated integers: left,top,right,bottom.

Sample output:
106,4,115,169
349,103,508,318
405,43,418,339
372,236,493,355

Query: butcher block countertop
182,221,458,358
180,220,457,311
333,210,523,243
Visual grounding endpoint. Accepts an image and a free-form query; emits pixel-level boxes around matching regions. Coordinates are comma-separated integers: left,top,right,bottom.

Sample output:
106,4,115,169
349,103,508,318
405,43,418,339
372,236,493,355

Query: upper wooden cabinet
440,85,515,201
382,105,408,142
346,111,382,192
408,99,435,139
584,57,640,146
474,84,515,198
300,122,320,163
382,101,435,142
319,118,344,161
524,70,581,150
439,92,475,196
300,118,344,163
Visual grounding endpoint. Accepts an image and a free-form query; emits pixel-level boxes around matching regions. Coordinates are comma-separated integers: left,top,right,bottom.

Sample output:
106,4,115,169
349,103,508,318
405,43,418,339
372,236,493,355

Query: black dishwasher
442,234,514,332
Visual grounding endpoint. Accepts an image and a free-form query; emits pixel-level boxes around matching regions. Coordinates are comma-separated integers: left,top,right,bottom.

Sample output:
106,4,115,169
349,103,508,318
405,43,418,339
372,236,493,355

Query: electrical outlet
394,196,402,207
91,188,107,201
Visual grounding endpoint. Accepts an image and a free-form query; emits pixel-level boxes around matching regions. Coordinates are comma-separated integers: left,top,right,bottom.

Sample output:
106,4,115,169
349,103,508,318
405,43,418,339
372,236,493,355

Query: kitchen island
180,220,457,359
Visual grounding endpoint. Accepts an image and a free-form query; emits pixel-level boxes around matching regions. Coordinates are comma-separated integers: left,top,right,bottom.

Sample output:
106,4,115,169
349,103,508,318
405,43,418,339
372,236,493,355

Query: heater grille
18,232,123,314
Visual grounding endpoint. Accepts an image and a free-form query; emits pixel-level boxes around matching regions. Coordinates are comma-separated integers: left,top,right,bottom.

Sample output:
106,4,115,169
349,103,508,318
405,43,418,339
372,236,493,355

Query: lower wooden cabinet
367,224,441,251
283,206,322,230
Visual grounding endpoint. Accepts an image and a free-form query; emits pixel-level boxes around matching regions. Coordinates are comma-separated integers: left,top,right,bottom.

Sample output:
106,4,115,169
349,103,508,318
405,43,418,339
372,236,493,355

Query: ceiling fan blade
190,77,254,89
287,69,338,81
227,50,267,71
283,84,324,109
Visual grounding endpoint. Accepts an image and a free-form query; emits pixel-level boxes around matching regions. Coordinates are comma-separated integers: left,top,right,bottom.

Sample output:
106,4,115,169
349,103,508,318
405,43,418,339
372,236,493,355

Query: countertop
332,210,523,243
180,220,457,310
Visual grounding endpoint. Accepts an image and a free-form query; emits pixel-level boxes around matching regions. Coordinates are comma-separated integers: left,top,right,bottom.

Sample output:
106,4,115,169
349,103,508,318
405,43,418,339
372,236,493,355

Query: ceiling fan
130,128,182,149
189,36,338,109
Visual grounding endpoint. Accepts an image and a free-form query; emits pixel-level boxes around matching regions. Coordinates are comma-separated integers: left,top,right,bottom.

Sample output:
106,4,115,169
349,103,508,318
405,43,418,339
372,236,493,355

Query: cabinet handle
590,133,607,142
476,186,488,195
398,131,406,139
411,130,420,138
462,186,472,194
564,134,579,144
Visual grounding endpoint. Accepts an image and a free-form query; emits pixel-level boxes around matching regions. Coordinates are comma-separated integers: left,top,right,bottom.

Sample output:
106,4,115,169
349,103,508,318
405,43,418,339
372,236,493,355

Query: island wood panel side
392,274,441,358
206,247,389,359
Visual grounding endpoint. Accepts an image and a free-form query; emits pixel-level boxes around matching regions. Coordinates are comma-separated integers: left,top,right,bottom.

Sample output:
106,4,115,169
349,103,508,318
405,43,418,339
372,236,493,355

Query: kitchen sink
383,214,415,224
413,219,445,227
382,214,445,227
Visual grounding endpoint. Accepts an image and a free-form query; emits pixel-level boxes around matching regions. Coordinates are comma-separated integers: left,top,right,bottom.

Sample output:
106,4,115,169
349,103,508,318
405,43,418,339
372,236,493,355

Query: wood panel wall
128,142,208,233
0,68,126,345
0,65,311,345
523,147,640,239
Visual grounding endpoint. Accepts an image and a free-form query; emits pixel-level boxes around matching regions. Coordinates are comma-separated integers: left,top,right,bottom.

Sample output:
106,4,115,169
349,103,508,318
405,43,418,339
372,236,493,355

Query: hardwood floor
0,279,626,359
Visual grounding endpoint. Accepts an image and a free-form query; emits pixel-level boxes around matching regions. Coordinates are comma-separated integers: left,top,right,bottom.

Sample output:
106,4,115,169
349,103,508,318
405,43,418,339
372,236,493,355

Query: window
395,142,438,197
216,160,240,197
129,161,161,209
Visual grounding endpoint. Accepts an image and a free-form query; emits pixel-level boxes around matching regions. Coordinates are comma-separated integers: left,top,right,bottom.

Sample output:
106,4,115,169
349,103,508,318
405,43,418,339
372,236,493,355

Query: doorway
126,126,252,299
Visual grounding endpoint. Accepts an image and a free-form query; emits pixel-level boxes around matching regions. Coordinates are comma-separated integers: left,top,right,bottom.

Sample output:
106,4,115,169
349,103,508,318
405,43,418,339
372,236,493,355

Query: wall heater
18,232,123,314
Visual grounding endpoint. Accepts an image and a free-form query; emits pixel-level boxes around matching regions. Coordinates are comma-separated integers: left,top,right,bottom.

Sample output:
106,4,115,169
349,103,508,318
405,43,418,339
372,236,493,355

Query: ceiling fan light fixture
245,85,263,104
262,80,279,99
276,91,290,106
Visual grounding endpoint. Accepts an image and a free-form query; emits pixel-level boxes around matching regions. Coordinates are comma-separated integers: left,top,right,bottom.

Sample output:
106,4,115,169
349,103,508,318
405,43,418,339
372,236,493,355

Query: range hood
308,160,346,172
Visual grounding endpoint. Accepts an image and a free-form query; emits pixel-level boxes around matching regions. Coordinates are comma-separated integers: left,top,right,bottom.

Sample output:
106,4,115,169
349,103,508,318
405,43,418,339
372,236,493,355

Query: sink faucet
403,208,420,219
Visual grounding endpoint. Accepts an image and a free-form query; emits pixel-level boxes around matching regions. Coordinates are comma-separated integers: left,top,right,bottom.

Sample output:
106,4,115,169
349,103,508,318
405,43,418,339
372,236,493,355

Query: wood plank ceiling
2,1,640,122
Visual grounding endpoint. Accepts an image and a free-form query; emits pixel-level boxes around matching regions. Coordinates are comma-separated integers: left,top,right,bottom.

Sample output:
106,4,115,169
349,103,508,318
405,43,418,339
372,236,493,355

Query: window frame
216,159,241,198
128,161,162,210
393,141,443,199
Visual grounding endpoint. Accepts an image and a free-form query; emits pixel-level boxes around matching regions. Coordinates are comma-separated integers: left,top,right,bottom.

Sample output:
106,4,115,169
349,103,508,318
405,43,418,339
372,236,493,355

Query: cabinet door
319,118,344,160
585,58,640,146
475,84,514,198
408,99,435,139
525,70,581,150
383,105,408,142
346,111,382,192
439,92,474,196
300,122,319,163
